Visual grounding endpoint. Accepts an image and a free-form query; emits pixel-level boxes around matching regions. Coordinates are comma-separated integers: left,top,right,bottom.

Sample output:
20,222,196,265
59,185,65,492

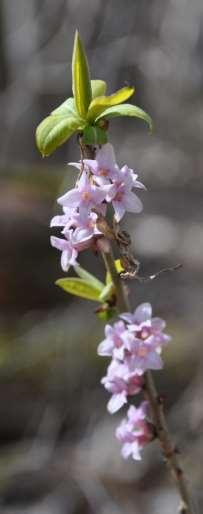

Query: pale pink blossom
105,164,144,221
83,143,119,185
120,303,171,353
50,234,78,272
116,402,152,460
97,320,127,360
57,171,108,214
101,359,143,413
50,207,75,228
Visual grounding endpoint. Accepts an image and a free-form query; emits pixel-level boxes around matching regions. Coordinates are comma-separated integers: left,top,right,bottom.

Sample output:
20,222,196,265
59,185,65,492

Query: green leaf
87,86,135,122
106,259,125,284
82,126,108,145
36,115,82,156
72,30,92,118
55,277,102,301
91,80,107,99
95,103,153,131
51,97,82,119
99,283,115,302
75,265,104,292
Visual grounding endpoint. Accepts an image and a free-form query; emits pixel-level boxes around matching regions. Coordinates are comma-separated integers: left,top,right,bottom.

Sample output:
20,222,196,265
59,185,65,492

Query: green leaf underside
51,97,83,121
96,103,153,131
91,80,107,99
82,126,108,145
87,86,135,122
55,277,102,301
36,115,82,156
75,265,104,292
72,30,92,118
99,283,115,302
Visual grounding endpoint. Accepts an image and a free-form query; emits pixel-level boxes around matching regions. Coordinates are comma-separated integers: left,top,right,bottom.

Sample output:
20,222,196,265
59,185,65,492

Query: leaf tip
74,28,79,42
128,85,135,97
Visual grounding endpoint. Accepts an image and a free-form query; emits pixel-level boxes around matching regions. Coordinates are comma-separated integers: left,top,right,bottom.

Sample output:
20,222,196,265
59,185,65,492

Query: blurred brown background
0,1,203,513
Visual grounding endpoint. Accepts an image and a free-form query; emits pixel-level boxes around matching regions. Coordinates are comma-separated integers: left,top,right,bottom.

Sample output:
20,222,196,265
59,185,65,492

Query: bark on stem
81,142,194,514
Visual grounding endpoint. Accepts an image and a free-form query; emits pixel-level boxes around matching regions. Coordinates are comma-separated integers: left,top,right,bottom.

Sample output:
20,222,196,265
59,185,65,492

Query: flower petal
112,200,126,222
96,143,116,169
121,442,133,459
135,303,152,323
61,250,71,272
50,236,68,251
57,189,80,208
147,351,163,370
50,214,69,227
151,317,166,331
97,339,114,356
107,392,127,414
124,191,143,213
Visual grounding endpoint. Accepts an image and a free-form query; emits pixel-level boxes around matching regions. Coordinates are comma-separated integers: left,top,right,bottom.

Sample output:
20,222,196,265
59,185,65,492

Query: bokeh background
0,1,203,513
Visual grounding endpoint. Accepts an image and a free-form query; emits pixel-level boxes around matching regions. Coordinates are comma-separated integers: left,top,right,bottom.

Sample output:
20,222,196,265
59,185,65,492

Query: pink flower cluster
50,144,145,271
98,303,171,460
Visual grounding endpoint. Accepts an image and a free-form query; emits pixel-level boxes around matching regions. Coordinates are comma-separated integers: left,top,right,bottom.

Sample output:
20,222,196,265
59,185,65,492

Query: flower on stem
63,211,101,248
98,303,170,372
50,210,103,271
101,359,143,413
120,302,171,351
97,320,127,360
124,340,164,374
50,233,78,272
83,143,119,185
116,402,153,460
57,171,108,214
105,165,144,222
50,207,75,228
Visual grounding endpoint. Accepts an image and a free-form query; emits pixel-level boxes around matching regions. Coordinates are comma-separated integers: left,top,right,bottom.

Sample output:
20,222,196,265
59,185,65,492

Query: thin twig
120,263,182,281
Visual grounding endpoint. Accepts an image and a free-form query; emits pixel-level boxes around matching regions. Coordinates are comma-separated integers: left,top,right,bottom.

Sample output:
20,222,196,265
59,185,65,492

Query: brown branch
81,142,194,514
144,371,193,514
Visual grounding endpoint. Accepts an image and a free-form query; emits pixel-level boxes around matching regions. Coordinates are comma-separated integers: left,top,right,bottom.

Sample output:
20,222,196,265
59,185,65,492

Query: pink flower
50,233,78,272
63,211,101,250
50,207,75,228
124,340,164,374
97,320,127,360
116,402,152,460
120,302,153,325
57,171,108,214
105,164,144,222
98,304,170,374
83,143,119,185
51,207,103,270
120,303,171,353
120,164,146,190
101,359,143,413
50,200,103,270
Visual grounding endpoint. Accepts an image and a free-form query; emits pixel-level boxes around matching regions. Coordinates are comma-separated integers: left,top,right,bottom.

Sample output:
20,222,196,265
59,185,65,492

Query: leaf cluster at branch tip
36,30,152,156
